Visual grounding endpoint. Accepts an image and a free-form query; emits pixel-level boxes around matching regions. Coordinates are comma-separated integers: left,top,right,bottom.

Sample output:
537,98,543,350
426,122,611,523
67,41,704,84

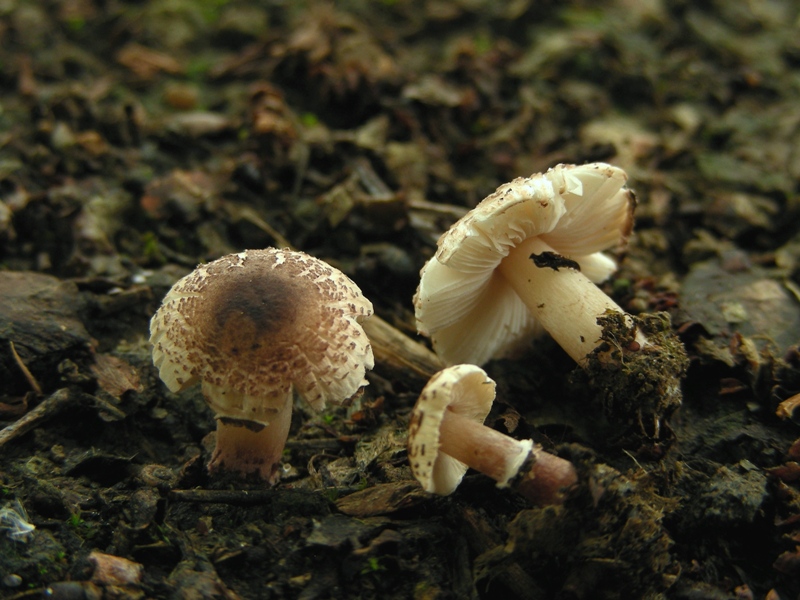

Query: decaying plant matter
1,1,799,598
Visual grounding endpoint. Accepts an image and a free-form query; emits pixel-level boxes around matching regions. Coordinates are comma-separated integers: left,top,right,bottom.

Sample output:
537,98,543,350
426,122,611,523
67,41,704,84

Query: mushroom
407,364,578,505
149,248,374,482
414,163,687,441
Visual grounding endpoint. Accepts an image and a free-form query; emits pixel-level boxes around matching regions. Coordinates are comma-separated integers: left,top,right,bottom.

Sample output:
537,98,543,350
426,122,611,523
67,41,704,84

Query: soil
1,1,800,599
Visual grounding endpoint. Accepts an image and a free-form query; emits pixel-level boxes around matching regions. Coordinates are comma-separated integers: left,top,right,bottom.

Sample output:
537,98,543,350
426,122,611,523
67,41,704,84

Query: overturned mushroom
150,248,374,482
408,364,578,505
414,163,687,441
415,163,636,365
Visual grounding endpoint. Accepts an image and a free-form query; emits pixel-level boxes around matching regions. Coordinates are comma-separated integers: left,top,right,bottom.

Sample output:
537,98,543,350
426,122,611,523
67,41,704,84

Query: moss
476,458,678,599
0,529,69,588
582,311,689,448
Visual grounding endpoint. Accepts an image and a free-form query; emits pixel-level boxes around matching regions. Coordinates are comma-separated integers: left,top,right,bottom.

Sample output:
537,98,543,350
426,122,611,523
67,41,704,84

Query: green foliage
196,0,231,24
300,112,320,127
473,31,492,55
185,57,214,81
67,514,84,529
141,231,166,264
360,556,385,575
66,17,86,32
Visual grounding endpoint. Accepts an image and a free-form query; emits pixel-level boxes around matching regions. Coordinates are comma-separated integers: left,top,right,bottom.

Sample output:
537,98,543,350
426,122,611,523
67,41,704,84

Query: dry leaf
776,393,800,420
91,354,143,399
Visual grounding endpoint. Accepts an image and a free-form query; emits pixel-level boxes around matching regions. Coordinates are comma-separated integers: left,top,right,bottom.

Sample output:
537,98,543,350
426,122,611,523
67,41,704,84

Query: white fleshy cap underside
414,163,634,366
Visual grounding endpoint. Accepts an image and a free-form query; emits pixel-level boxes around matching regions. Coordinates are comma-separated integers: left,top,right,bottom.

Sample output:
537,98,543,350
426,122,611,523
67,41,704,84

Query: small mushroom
149,248,374,482
414,163,687,441
407,364,578,505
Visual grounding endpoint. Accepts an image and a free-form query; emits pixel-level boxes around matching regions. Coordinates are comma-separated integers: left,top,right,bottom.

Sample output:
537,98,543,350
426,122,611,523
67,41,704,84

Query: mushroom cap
149,248,374,423
414,162,635,366
407,364,498,495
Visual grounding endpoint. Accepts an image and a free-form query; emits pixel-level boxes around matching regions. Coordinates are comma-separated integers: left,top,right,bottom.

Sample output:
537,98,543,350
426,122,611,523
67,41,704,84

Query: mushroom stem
208,397,293,483
438,408,577,504
514,448,580,506
498,237,646,365
438,408,529,485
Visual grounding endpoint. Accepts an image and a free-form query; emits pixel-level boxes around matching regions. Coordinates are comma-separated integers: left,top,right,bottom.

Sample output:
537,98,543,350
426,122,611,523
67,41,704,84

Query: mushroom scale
150,248,374,480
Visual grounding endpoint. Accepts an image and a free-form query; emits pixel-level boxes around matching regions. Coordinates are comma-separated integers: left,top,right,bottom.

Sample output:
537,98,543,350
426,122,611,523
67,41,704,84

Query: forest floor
1,1,800,599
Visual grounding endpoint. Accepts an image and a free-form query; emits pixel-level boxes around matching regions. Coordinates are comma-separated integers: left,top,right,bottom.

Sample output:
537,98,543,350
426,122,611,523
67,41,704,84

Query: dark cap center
206,271,303,357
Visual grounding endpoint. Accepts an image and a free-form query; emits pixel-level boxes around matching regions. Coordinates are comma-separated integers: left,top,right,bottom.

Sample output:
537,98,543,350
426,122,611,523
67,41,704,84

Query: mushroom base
208,400,293,483
513,446,579,506
582,311,688,446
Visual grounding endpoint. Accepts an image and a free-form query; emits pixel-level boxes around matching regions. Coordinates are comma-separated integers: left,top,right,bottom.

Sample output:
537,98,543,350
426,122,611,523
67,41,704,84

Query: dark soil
1,1,800,599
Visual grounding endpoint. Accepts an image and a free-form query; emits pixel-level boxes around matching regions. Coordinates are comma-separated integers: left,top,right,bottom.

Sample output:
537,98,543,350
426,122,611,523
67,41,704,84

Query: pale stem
438,408,577,505
498,237,645,365
208,397,294,483
438,408,530,485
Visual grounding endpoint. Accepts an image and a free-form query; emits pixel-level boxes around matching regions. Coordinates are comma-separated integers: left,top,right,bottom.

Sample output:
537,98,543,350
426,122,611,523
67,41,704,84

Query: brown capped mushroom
149,248,374,482
414,163,687,442
408,364,578,505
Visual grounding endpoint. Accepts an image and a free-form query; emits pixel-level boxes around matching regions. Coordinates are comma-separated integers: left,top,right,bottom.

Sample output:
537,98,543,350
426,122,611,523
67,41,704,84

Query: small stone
2,573,22,588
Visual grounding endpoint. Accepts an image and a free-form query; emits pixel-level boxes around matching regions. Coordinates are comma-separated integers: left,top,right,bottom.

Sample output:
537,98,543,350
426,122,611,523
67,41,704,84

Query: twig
0,389,72,449
284,438,346,451
623,449,648,473
362,315,442,383
169,489,276,505
223,202,293,250
8,341,42,394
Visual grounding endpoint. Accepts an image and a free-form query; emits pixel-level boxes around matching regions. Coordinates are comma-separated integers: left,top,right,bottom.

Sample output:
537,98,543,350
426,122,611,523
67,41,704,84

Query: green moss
473,32,492,55
67,513,84,529
360,556,386,574
582,311,689,447
477,459,678,599
196,0,231,24
66,16,85,32
322,488,340,503
185,57,214,81
300,112,320,127
612,278,632,295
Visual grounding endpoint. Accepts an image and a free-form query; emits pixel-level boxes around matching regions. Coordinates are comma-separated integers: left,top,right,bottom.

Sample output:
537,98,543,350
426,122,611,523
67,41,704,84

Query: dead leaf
89,550,143,586
787,438,800,461
773,546,800,575
116,43,183,79
766,462,800,483
335,482,429,517
91,354,143,399
777,393,800,420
